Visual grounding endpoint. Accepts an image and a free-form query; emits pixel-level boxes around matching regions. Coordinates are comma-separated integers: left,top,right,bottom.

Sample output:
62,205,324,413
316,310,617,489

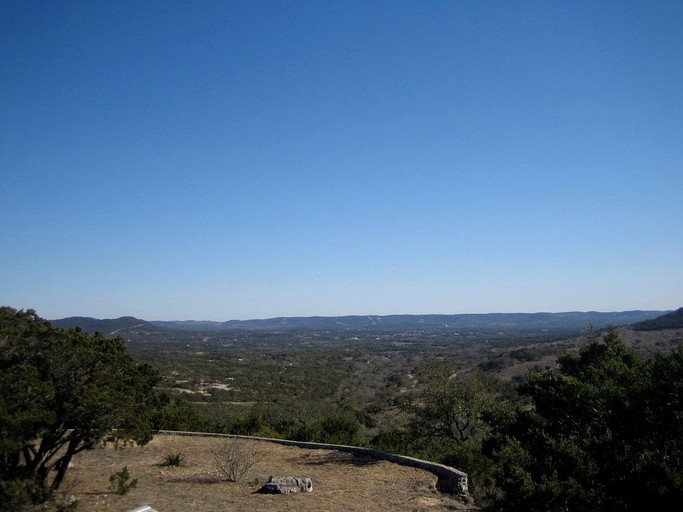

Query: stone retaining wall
156,430,468,499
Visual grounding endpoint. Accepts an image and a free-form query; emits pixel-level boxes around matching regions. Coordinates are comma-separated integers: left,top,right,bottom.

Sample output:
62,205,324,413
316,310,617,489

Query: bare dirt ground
56,434,477,512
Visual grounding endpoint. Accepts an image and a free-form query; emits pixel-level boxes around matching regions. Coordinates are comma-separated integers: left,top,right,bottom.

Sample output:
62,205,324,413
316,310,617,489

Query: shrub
55,495,79,512
108,467,137,495
162,451,186,467
485,328,683,510
290,414,366,446
54,480,80,512
212,440,259,482
0,478,32,512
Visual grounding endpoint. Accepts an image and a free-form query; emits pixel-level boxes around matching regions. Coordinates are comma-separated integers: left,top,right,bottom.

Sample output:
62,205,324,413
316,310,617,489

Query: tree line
397,325,682,510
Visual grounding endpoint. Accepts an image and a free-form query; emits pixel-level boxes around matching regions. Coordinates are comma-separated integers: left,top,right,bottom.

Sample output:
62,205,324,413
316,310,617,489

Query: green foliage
509,347,541,362
161,451,185,467
485,326,683,511
0,477,33,511
108,466,137,495
632,307,683,330
230,412,266,436
54,494,79,512
399,360,504,501
405,360,499,448
0,307,159,503
370,429,411,454
153,398,209,432
291,414,367,446
55,501,79,512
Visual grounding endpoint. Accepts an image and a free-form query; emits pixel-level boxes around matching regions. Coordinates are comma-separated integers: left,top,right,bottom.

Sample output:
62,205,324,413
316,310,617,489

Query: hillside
632,307,683,331
50,316,165,335
50,310,665,339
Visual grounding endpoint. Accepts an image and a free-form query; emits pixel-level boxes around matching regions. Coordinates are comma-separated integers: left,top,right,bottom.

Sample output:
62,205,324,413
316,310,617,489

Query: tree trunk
49,454,72,495
48,437,81,495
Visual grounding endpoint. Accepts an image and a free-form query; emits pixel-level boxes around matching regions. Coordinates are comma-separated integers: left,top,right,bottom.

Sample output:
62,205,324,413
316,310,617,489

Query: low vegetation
108,467,137,496
212,439,260,482
161,451,186,467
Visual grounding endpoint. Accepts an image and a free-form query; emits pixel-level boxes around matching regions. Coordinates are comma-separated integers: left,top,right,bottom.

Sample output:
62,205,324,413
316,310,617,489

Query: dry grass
56,434,476,511
496,327,683,382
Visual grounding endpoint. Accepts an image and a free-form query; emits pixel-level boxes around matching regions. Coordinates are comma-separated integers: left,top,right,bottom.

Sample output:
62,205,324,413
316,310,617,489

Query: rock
258,476,313,494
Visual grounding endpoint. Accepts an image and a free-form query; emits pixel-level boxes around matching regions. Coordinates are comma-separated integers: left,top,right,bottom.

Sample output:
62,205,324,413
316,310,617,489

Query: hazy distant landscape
52,309,668,334
48,308,682,447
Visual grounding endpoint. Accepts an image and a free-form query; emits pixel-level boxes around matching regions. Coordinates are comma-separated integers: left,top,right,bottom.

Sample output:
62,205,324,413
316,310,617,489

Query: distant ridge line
50,310,670,333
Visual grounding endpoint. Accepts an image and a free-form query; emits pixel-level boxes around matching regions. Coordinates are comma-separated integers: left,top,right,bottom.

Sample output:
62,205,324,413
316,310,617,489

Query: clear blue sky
2,1,681,321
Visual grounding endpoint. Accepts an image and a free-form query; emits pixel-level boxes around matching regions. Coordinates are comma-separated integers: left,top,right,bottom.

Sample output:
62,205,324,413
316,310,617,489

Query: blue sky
2,1,681,321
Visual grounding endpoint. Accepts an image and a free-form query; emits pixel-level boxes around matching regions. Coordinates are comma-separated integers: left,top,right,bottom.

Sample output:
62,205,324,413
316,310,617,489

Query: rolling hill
50,310,668,334
50,316,164,335
632,307,683,331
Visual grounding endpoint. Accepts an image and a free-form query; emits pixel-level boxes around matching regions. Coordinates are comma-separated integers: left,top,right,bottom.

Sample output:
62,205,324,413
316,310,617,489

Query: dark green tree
406,361,496,446
0,307,160,504
485,325,683,511
403,360,501,498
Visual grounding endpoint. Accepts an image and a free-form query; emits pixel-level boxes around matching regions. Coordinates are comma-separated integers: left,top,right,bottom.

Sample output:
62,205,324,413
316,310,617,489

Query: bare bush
212,439,259,482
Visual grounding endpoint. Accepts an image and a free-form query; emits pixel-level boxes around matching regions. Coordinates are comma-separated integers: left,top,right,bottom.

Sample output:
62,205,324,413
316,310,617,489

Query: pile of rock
257,477,313,494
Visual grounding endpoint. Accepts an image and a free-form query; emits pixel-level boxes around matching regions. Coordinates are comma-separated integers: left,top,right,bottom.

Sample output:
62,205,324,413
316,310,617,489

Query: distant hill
50,316,163,335
51,311,668,335
150,320,226,331
151,310,667,332
632,307,683,331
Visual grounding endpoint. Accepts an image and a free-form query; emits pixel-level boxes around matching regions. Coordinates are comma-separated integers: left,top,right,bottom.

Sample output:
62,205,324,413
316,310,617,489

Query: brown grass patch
58,434,476,511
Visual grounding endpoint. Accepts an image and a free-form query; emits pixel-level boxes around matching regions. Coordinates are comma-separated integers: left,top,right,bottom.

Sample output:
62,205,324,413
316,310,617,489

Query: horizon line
44,307,675,323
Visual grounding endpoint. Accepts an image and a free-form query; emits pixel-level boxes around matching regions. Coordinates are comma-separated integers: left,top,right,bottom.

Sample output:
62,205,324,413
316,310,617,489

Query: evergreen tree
485,326,683,511
0,307,160,505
